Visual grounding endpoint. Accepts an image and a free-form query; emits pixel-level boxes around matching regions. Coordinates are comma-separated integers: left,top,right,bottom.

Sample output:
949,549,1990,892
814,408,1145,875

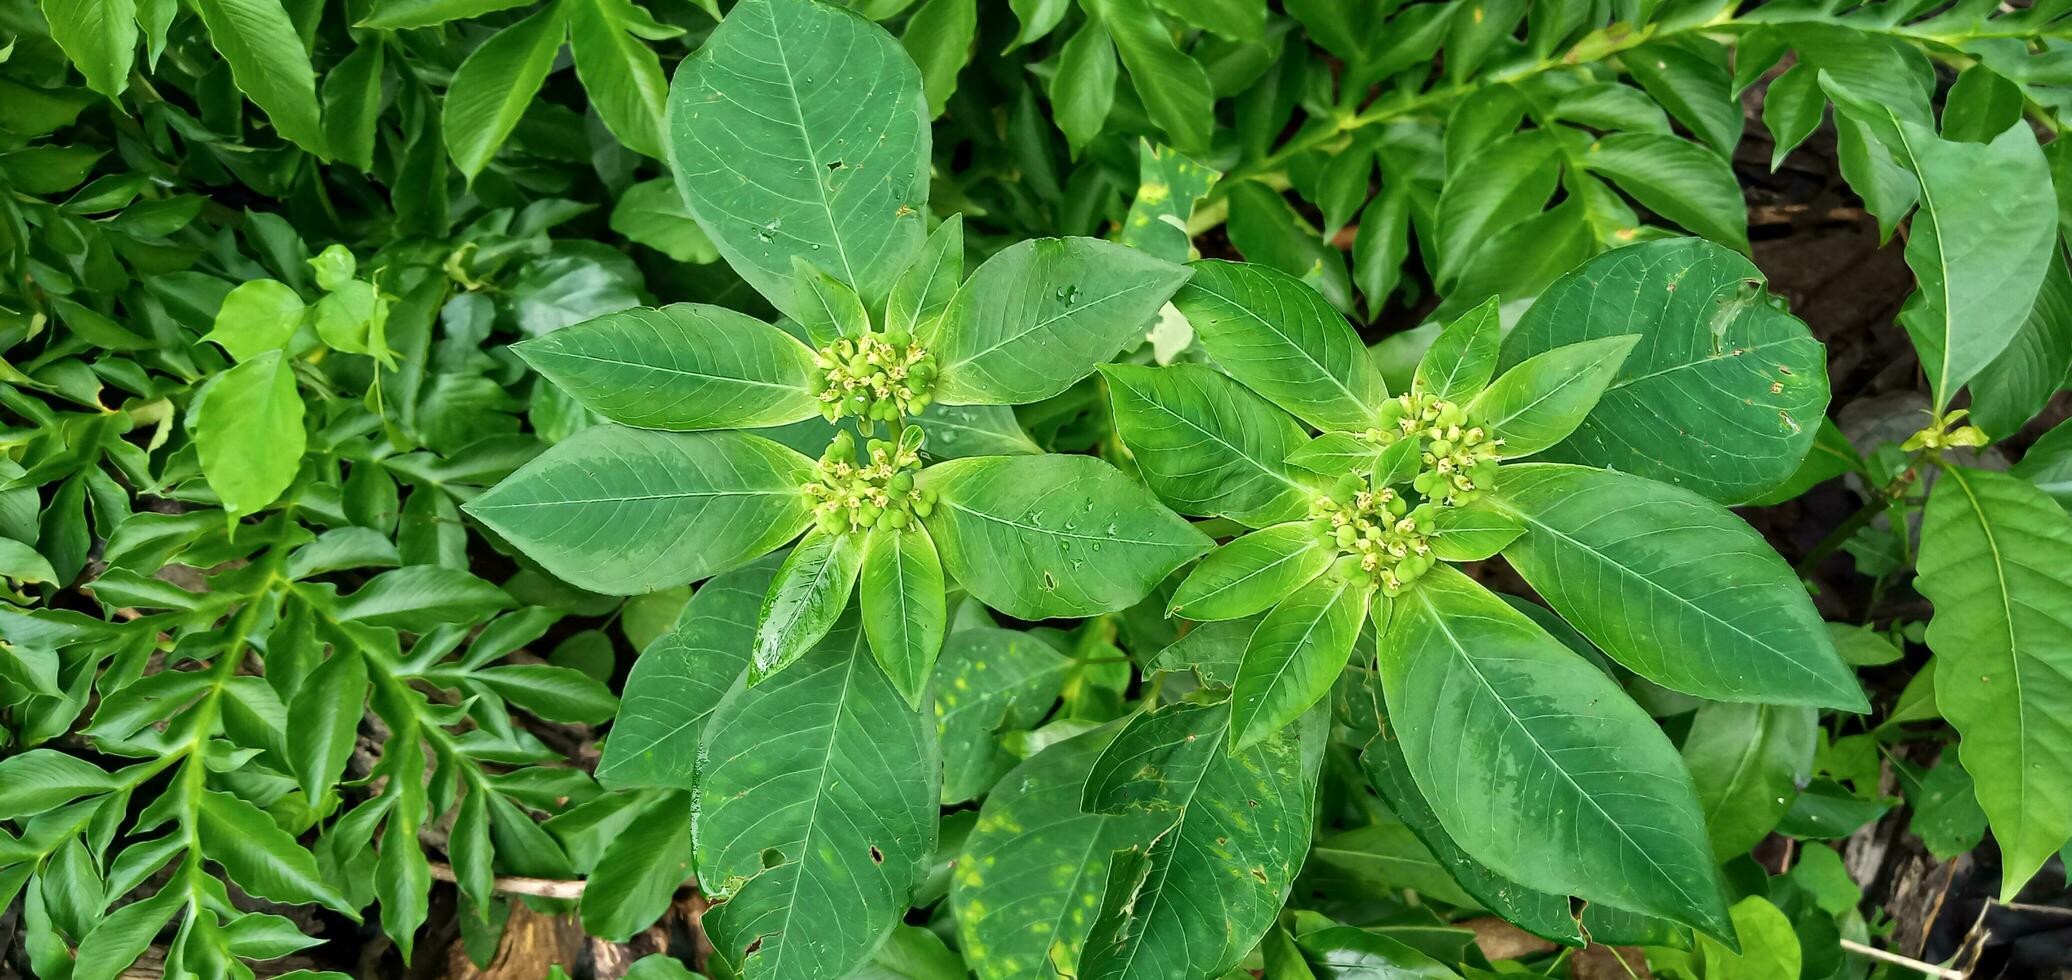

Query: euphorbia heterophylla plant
472,1,1865,977
1080,238,1868,961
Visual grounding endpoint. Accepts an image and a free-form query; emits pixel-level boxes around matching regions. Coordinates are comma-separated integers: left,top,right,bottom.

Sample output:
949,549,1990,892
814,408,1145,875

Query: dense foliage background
3,0,2071,976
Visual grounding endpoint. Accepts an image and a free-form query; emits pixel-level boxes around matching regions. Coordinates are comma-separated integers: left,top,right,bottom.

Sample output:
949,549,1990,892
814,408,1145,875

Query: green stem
1794,453,1932,576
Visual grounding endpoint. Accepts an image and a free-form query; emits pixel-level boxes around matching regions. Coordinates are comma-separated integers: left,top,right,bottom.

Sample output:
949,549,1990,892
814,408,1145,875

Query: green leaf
1468,335,1637,459
913,403,1041,458
1501,239,1833,502
285,648,367,806
1050,21,1119,158
1942,64,2025,145
1622,40,1740,158
1100,363,1310,527
196,350,306,519
1353,685,1587,946
1414,297,1501,402
1122,141,1220,264
1424,500,1523,561
1699,896,1799,979
476,664,619,724
514,304,820,431
900,0,975,118
465,425,814,595
357,0,531,28
196,790,353,913
696,614,939,980
1078,699,1323,979
1761,63,1823,170
598,557,776,791
934,625,1071,803
1231,574,1368,751
72,884,182,980
1295,925,1463,978
1434,130,1560,287
0,750,114,819
1867,114,2056,409
885,215,963,338
1575,133,1748,251
1085,0,1213,155
861,525,945,708
443,3,566,181
0,539,56,584
793,256,872,346
1380,565,1731,940
41,0,137,97
1682,702,1817,861
1174,259,1385,431
752,527,865,682
1489,464,1865,710
569,0,672,158
1917,466,2072,899
192,0,327,156
610,178,719,263
953,728,1163,980
667,0,930,310
333,566,515,630
928,237,1190,405
1971,244,2072,441
1227,183,1355,314
203,280,305,363
1169,521,1332,622
919,455,1210,621
581,792,693,942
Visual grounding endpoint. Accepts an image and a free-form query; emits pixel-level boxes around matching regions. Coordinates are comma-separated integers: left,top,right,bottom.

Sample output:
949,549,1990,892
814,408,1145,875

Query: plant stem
1795,454,1930,576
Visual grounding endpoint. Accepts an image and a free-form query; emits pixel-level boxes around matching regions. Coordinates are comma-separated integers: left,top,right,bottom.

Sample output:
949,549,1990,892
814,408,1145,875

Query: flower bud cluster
1365,392,1502,505
812,328,935,425
1310,476,1443,597
802,431,935,536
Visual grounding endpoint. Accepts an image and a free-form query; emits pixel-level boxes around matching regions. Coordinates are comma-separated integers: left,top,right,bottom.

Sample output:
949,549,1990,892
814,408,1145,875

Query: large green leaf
1231,575,1367,751
1826,95,2056,410
666,0,930,309
1100,363,1310,527
569,0,673,158
1173,260,1385,431
1084,0,1213,155
1971,243,2072,441
934,624,1071,803
695,614,939,979
1078,699,1324,979
953,728,1163,980
1917,466,2072,899
1682,702,1817,862
195,350,305,519
1502,239,1834,503
193,0,327,156
928,238,1190,405
464,425,814,595
919,455,1210,620
1168,522,1331,622
1490,464,1865,710
1574,134,1748,250
41,0,136,98
443,3,565,180
1380,566,1731,939
1351,678,1587,946
860,524,947,708
515,304,820,431
596,557,777,791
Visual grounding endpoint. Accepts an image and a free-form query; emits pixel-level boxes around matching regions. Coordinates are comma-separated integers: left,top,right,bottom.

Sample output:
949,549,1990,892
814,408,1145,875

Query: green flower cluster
1369,392,1502,505
803,430,936,535
811,328,936,425
1311,483,1439,597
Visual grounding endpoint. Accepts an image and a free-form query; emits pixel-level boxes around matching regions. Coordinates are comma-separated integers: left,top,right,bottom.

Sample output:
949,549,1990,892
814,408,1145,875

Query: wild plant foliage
3,0,2071,976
